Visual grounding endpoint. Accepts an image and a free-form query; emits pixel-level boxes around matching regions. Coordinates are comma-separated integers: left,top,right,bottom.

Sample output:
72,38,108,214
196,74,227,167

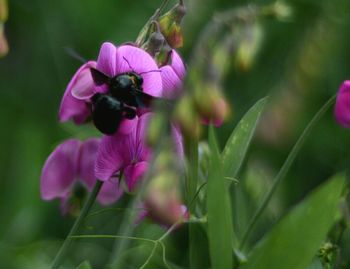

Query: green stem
185,136,202,269
51,180,103,269
135,0,169,46
239,95,336,251
185,136,198,210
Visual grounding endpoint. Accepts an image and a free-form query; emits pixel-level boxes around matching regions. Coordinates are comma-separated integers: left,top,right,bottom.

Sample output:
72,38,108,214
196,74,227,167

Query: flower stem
135,0,169,46
50,180,103,269
239,95,336,251
184,135,202,269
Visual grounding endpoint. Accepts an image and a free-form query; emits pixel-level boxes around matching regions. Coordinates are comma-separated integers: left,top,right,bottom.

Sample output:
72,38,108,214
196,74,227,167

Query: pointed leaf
207,125,234,269
240,174,345,269
222,97,267,178
77,260,92,269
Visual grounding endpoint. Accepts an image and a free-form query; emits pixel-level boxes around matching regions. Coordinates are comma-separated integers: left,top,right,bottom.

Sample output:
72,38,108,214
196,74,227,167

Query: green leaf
222,97,267,178
76,260,93,269
240,174,345,269
207,125,234,269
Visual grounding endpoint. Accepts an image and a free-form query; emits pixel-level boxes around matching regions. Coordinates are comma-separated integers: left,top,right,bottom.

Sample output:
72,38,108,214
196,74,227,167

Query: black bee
91,93,136,135
89,63,160,135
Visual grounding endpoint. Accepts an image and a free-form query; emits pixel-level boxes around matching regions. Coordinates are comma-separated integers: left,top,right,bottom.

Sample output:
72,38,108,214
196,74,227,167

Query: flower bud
335,80,350,128
158,0,186,48
143,21,165,57
0,0,8,22
0,23,8,57
144,171,187,227
173,95,202,138
193,83,230,127
263,1,292,21
235,23,263,71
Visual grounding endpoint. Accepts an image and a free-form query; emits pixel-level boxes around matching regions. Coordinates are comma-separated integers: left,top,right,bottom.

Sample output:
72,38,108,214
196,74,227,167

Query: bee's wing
90,68,111,86
131,88,172,108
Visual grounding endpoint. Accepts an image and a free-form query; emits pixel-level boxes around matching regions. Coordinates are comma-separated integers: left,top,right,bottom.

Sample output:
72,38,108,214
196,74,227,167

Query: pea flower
41,138,122,214
335,80,350,128
59,42,186,126
95,112,183,192
137,203,188,228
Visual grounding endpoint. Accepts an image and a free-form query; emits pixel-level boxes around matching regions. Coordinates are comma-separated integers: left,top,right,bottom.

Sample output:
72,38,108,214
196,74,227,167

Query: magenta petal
59,62,95,124
115,45,162,97
335,80,350,128
78,138,100,189
135,113,153,162
97,178,123,205
171,124,184,165
95,113,153,181
201,117,224,127
70,61,97,100
160,65,182,99
97,42,117,76
95,133,126,181
117,118,138,135
41,139,81,200
170,50,186,79
124,161,149,191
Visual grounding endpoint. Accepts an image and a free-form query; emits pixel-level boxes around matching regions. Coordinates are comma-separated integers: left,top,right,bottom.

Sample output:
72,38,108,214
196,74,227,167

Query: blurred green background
1,0,350,268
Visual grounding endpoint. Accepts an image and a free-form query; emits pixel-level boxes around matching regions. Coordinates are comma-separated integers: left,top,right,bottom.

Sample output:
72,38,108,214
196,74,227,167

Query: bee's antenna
123,56,161,75
139,69,162,75
123,56,135,72
64,46,87,63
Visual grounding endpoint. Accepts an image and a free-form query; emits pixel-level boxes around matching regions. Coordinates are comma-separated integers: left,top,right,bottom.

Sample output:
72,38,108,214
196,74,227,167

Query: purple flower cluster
41,42,186,218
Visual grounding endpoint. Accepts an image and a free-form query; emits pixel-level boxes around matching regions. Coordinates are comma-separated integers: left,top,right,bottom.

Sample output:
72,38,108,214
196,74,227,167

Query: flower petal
124,161,149,191
97,178,124,205
95,113,153,181
135,113,153,162
171,124,184,166
78,138,100,189
335,80,350,128
94,133,126,181
41,139,81,200
70,61,97,100
97,42,117,76
117,118,138,136
159,65,182,99
115,45,162,97
170,50,186,79
59,62,96,124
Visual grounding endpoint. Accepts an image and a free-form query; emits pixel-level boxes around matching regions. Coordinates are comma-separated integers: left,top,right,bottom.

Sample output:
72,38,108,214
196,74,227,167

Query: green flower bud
235,23,263,71
158,0,186,48
173,95,202,139
0,0,8,22
0,23,8,57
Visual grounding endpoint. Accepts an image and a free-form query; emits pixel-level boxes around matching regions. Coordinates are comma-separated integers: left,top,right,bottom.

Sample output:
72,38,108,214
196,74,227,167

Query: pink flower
58,42,186,125
95,113,184,191
335,80,350,128
159,49,186,99
59,61,97,124
95,113,151,191
40,138,122,214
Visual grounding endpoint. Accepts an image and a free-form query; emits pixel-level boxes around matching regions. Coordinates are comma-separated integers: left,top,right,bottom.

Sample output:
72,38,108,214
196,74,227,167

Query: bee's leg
122,106,137,119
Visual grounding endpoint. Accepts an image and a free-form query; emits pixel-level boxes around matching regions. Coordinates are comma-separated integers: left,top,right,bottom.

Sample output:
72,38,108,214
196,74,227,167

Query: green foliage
1,0,350,268
77,260,93,269
240,173,345,269
222,97,267,178
207,125,234,269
